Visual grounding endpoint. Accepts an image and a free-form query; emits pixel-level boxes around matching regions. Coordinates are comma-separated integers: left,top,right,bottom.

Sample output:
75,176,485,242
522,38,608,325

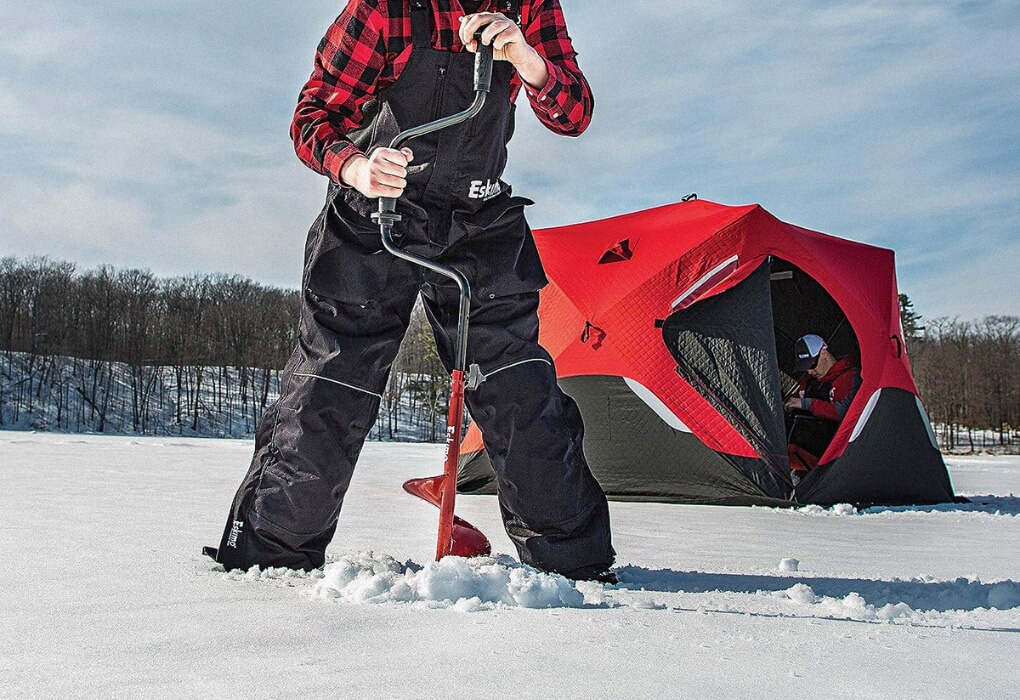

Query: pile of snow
311,553,588,611
773,584,914,620
223,552,592,610
779,557,800,572
793,503,858,516
771,580,1020,622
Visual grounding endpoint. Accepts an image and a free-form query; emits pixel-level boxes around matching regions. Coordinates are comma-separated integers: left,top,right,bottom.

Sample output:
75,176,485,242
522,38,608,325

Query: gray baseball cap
794,334,827,374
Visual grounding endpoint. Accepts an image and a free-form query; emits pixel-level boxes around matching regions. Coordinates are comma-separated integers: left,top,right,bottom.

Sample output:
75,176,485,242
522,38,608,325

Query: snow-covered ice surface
2,434,1018,698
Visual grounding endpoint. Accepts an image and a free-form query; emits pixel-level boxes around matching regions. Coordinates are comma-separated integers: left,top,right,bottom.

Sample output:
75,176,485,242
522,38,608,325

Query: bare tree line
906,312,1020,452
2,258,1015,450
0,256,448,439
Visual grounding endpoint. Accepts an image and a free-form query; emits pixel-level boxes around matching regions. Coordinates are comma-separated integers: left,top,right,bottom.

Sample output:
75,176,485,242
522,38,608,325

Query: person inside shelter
784,334,862,475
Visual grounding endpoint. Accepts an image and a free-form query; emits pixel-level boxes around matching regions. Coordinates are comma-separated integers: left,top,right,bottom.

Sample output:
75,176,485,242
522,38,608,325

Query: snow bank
773,585,915,620
794,503,858,516
781,497,1020,518
615,565,1020,622
773,579,1020,622
309,552,587,610
0,351,443,441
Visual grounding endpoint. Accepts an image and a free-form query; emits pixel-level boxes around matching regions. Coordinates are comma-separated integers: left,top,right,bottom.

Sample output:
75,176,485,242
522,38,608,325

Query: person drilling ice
208,0,615,582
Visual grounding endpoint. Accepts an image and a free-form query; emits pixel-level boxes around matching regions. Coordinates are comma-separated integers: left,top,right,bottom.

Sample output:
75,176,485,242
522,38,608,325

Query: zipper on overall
430,65,448,120
423,61,450,200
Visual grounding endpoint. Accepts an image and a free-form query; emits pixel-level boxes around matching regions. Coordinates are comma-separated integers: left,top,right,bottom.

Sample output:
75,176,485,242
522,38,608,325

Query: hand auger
372,33,494,562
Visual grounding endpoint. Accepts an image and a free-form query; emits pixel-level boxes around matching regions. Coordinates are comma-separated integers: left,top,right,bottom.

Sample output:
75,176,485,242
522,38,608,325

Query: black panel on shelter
459,375,792,505
795,387,954,506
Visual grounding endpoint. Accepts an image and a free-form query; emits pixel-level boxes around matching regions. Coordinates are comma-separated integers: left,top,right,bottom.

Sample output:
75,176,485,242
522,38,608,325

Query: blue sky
1,0,1017,320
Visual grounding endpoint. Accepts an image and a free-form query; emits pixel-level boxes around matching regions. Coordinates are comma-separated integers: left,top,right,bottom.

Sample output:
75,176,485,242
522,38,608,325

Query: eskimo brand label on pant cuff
227,520,243,548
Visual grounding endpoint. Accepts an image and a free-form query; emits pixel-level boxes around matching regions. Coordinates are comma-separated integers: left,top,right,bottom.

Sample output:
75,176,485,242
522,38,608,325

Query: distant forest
1,256,1017,450
0,257,449,440
900,296,1019,451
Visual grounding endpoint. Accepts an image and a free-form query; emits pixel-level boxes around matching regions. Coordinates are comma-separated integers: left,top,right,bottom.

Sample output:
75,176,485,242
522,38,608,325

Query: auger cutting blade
404,476,491,558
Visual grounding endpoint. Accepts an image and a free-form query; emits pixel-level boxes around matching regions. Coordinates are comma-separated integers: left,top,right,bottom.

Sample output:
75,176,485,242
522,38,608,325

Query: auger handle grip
378,195,397,218
473,30,494,93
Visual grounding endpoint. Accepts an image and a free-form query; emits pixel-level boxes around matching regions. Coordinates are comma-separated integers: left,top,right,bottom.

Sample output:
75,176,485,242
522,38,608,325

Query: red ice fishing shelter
458,198,954,506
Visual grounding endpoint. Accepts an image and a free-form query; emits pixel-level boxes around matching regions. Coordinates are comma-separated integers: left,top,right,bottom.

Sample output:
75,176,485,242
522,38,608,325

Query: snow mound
781,582,817,604
311,552,587,610
795,503,858,516
770,578,1020,621
224,565,312,585
774,585,915,620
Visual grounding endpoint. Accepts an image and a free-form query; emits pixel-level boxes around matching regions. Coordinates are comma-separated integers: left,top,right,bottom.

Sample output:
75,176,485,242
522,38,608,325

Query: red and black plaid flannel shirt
291,0,594,185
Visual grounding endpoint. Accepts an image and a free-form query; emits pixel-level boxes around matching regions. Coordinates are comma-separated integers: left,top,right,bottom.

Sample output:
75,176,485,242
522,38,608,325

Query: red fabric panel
462,422,485,456
464,199,922,467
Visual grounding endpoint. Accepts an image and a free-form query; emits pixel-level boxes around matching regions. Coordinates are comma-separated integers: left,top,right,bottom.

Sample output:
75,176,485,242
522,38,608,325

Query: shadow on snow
861,495,1020,516
614,566,1020,613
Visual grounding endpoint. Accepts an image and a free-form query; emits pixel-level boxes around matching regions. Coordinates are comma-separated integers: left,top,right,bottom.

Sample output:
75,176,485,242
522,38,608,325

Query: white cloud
0,26,81,64
0,0,1016,320
171,164,323,286
0,81,32,132
52,107,250,185
2,183,150,255
903,235,1020,320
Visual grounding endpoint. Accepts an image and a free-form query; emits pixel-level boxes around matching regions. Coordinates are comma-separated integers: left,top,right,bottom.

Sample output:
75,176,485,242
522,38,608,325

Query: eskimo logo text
227,520,244,548
468,179,502,200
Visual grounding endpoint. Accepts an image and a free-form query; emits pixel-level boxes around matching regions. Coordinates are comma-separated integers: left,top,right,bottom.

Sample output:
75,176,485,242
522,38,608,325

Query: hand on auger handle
371,32,495,561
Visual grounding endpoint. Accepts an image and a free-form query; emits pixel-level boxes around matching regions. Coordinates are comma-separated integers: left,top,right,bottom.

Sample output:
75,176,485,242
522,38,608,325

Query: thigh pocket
305,231,396,314
451,197,548,302
300,236,412,389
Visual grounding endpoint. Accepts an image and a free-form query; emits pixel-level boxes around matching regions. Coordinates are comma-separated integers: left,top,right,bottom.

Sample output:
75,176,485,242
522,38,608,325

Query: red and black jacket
799,357,863,422
291,0,593,185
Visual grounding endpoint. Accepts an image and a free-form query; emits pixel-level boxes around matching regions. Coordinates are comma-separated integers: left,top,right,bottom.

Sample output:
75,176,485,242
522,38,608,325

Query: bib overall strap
498,0,521,25
410,0,431,49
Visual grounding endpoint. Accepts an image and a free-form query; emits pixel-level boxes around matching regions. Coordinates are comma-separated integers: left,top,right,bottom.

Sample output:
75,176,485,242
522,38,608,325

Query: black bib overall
214,0,613,577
